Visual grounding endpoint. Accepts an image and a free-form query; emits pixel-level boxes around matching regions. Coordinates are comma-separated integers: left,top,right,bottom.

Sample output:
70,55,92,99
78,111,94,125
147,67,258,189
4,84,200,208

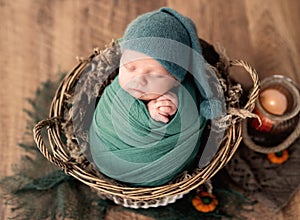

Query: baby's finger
157,92,176,101
159,106,177,116
155,100,174,108
159,95,178,108
159,110,169,117
158,113,169,123
158,106,172,113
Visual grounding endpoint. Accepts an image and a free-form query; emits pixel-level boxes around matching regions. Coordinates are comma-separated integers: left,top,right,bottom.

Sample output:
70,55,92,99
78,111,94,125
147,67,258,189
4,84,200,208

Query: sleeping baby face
118,50,179,101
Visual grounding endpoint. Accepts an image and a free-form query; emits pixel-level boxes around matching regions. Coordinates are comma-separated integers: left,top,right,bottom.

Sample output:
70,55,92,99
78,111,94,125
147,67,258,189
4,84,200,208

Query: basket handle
229,60,300,153
229,59,260,112
33,117,71,172
224,59,261,126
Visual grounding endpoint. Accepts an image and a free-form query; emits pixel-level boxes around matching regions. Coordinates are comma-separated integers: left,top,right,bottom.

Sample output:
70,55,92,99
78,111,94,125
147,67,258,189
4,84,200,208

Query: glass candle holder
248,75,300,146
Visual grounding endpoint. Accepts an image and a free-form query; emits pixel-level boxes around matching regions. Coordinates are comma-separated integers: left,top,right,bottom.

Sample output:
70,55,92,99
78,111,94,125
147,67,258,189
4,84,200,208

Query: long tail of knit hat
120,7,225,119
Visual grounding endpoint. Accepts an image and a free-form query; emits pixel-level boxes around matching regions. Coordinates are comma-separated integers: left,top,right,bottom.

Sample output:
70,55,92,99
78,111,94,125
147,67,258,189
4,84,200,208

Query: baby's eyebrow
122,62,135,69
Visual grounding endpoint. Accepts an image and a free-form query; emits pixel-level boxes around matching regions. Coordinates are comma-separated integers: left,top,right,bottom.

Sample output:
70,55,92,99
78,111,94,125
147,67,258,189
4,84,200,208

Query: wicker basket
33,39,260,209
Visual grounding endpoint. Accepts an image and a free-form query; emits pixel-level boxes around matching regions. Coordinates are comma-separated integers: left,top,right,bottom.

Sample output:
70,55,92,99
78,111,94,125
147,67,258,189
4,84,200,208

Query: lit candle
247,75,300,147
259,88,288,115
250,85,291,133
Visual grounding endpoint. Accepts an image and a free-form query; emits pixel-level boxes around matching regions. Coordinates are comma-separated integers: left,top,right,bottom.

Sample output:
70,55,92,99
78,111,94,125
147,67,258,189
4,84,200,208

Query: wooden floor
1,0,299,219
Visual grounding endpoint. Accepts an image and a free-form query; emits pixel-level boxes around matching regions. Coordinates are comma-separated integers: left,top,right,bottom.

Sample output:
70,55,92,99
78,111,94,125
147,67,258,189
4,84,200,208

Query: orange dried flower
192,191,219,213
267,149,289,164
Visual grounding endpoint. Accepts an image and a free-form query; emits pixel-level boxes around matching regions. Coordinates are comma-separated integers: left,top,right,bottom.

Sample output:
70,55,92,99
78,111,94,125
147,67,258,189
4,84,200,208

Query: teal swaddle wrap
88,7,223,187
89,76,206,186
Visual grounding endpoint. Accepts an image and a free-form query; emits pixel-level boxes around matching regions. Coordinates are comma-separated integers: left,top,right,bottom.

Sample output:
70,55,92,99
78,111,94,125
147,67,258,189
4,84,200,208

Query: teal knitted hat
121,7,201,82
121,7,224,119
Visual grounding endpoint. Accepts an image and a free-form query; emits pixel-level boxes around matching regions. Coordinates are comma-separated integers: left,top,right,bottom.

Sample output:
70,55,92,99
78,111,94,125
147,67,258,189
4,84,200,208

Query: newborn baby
88,7,222,186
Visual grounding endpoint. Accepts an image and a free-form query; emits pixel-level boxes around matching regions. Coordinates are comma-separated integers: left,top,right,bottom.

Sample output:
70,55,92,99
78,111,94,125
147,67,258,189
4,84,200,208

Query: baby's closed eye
124,63,136,71
151,73,167,78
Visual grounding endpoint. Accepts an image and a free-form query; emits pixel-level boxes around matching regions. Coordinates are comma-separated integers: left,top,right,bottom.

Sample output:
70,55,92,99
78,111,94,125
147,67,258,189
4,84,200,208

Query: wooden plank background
0,0,299,219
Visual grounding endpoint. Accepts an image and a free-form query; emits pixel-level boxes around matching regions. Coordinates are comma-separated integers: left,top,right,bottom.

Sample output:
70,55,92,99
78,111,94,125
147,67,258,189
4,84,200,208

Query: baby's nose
135,75,147,86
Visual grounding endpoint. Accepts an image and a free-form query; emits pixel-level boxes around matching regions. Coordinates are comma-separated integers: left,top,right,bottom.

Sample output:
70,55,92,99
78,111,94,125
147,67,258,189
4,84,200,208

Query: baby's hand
147,92,178,123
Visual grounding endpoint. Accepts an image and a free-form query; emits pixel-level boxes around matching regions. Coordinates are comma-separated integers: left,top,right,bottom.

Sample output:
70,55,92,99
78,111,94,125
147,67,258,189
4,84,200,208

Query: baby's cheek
157,87,170,95
118,74,129,90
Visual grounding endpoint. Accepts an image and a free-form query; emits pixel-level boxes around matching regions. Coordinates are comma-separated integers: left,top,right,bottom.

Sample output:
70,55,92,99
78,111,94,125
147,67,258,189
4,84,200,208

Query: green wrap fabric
89,76,206,186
